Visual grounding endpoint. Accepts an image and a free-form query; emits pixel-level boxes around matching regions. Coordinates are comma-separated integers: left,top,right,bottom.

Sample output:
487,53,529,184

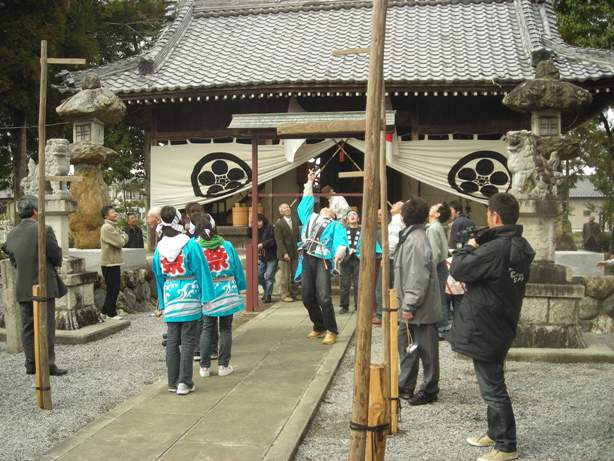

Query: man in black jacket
449,193,535,461
3,196,68,376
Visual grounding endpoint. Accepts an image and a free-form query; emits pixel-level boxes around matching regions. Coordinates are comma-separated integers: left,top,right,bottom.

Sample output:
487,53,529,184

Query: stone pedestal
55,256,100,330
515,283,586,348
46,198,77,251
0,259,22,353
518,198,559,262
69,248,148,274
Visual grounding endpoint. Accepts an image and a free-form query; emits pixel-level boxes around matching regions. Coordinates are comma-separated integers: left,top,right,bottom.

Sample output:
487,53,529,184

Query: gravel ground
296,327,614,461
0,313,168,461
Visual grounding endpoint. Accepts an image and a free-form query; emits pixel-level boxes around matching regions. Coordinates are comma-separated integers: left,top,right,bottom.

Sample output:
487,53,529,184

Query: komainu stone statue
20,159,38,196
46,139,71,198
506,130,561,199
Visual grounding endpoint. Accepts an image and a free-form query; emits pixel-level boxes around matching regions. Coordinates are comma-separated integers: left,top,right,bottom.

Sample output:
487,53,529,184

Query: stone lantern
56,73,126,249
502,55,592,348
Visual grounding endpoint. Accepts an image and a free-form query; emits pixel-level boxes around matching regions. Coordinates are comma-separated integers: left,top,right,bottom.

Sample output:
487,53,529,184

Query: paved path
43,302,356,461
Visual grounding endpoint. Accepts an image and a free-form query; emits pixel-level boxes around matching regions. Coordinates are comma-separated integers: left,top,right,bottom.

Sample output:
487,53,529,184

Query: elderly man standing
3,196,68,376
146,206,162,251
395,197,442,405
274,203,300,302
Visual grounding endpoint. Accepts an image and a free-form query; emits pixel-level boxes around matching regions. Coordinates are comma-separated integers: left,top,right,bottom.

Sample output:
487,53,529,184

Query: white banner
348,137,510,203
151,137,511,209
151,139,335,209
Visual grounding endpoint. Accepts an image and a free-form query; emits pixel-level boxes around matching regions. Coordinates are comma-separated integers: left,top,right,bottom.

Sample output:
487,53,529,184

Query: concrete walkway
43,301,356,461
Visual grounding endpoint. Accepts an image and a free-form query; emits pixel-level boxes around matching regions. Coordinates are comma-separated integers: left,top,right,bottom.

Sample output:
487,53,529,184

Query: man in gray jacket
3,196,67,376
394,196,442,405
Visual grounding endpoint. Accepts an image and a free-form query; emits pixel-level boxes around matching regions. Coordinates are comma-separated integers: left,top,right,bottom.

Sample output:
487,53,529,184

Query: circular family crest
191,153,252,198
447,151,510,200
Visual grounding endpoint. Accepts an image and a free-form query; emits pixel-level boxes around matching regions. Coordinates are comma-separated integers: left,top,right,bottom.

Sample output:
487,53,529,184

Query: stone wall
575,276,614,335
94,268,157,314
514,283,585,348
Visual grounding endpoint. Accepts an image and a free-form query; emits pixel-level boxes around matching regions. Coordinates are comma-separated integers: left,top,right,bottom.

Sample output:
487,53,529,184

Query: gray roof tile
66,0,614,96
569,177,605,199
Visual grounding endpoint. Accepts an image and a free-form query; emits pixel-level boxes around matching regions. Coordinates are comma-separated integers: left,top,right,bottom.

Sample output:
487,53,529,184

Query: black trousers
20,299,56,370
301,254,338,334
340,255,359,310
102,265,121,317
473,359,517,452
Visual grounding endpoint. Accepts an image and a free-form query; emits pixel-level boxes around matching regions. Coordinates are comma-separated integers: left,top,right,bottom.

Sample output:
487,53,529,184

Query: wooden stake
348,1,387,459
36,40,52,410
389,288,399,434
366,364,388,461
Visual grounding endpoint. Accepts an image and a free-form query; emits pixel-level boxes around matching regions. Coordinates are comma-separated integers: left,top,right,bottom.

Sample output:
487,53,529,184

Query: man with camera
449,193,535,461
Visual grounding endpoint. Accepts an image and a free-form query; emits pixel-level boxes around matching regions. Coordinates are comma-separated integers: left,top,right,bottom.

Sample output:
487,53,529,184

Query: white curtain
347,137,510,204
151,139,335,209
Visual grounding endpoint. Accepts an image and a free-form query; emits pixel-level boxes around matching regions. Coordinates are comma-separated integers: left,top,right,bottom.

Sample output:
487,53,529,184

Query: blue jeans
473,359,517,452
200,315,233,368
258,259,278,300
166,320,199,388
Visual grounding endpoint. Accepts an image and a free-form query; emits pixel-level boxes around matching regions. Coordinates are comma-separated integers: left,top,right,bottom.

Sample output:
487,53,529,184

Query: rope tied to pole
349,421,390,433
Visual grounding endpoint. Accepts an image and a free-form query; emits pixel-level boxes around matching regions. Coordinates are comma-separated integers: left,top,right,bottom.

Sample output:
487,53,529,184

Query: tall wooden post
389,288,399,434
248,138,260,311
348,1,387,459
36,40,52,410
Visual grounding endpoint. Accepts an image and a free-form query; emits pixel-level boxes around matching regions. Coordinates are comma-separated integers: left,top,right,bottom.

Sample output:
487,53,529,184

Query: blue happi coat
295,182,348,280
198,239,247,317
153,236,215,323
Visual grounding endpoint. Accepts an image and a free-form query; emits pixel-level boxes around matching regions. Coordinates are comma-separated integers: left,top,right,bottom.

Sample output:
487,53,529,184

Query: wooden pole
36,40,52,410
349,1,387,459
389,288,399,434
379,108,392,438
248,138,260,311
366,364,387,461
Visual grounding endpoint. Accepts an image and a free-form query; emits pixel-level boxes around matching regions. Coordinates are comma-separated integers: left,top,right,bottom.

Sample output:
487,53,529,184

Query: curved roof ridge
193,0,512,18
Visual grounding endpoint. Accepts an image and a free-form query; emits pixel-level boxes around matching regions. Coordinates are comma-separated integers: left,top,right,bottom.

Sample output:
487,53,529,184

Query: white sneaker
199,367,210,378
218,365,234,377
108,315,123,320
176,383,196,395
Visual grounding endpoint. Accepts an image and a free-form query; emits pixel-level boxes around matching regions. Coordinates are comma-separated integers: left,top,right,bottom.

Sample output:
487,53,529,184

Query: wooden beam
349,0,387,458
338,171,364,179
46,175,83,182
366,364,388,461
277,119,366,137
332,47,370,56
47,57,87,65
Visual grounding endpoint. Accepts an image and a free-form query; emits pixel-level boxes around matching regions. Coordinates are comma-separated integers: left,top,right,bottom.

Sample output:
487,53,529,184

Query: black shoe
162,333,168,339
338,307,349,314
49,365,68,376
26,366,35,375
409,390,437,406
264,296,272,304
398,389,414,400
162,340,167,347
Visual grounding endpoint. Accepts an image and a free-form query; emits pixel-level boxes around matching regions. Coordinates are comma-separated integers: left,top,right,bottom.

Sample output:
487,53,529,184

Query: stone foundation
514,283,586,348
56,256,100,330
94,268,156,313
574,275,614,334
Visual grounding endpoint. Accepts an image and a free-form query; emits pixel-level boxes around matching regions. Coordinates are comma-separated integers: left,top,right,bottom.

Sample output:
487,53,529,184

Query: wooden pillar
36,40,52,410
366,364,387,461
247,138,260,311
348,0,387,458
389,288,399,434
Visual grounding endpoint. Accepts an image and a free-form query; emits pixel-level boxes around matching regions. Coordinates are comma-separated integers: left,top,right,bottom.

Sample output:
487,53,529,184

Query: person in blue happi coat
296,169,348,345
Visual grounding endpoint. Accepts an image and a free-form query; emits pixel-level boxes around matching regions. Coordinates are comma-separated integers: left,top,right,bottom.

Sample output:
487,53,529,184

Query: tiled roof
569,177,606,199
61,0,614,97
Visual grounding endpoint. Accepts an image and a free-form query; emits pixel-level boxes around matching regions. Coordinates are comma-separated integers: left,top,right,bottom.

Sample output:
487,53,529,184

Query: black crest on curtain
447,151,511,200
191,152,252,197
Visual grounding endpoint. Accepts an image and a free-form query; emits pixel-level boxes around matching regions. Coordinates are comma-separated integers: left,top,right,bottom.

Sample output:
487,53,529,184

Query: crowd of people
15,167,602,461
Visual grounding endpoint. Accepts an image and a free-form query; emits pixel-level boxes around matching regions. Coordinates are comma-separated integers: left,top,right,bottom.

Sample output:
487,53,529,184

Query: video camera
458,225,489,247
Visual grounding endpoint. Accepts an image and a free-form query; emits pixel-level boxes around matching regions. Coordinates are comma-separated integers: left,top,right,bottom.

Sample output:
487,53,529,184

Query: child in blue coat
153,206,215,395
192,213,246,378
